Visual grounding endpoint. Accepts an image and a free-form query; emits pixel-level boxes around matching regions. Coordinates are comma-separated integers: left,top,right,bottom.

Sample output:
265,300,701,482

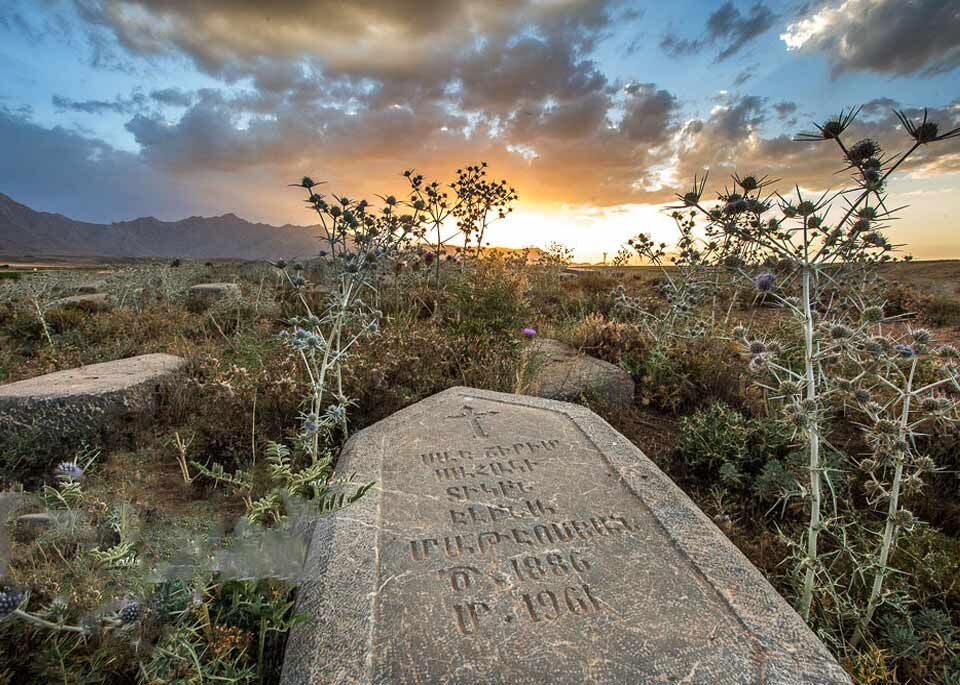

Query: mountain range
0,193,323,260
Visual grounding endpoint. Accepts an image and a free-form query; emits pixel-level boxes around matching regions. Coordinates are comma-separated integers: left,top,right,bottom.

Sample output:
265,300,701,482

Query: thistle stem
799,265,822,621
853,356,917,644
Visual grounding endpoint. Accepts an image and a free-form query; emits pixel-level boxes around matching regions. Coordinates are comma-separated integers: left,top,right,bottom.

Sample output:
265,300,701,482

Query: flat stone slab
189,282,240,303
282,387,848,685
0,353,187,439
526,338,634,408
50,293,111,310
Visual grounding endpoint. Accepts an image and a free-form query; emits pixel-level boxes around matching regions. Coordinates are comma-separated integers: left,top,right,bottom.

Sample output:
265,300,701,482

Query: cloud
672,98,960,198
773,100,798,119
52,91,147,115
660,2,777,61
781,0,960,77
149,88,194,107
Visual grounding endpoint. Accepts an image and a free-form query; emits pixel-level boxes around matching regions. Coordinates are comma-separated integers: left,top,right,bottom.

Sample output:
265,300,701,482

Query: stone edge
281,386,850,685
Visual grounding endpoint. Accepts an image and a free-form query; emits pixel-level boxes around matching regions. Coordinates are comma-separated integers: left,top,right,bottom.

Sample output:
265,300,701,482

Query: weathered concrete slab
526,338,634,408
0,353,187,440
50,293,111,310
189,282,240,304
282,387,849,685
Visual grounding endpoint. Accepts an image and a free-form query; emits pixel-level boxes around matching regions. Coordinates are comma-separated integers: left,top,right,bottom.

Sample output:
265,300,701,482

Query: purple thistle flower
894,344,915,358
0,589,24,619
522,327,537,338
55,462,84,482
752,272,776,292
119,601,142,624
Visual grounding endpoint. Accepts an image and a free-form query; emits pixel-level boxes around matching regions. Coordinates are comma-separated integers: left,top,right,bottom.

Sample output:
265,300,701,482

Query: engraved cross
445,404,499,439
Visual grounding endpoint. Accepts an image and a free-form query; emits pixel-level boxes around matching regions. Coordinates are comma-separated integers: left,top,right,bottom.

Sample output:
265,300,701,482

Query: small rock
525,338,634,407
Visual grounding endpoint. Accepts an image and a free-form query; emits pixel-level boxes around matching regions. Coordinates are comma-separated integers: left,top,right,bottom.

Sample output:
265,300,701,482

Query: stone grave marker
282,387,849,684
189,282,240,305
50,292,112,310
0,353,187,444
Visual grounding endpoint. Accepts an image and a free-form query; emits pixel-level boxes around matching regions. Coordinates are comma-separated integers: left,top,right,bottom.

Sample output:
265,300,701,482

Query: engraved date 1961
452,583,603,635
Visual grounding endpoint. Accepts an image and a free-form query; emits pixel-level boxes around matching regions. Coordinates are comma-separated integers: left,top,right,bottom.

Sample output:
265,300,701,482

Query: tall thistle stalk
670,105,960,623
285,177,425,464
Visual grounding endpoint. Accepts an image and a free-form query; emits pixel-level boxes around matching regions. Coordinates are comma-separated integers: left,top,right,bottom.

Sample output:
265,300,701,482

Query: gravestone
526,338,634,408
282,387,849,684
188,282,240,305
50,293,111,310
75,280,107,294
0,353,187,443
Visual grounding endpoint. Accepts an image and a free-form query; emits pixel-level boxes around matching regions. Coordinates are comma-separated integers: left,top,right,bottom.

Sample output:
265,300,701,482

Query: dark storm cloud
782,0,960,77
660,2,777,61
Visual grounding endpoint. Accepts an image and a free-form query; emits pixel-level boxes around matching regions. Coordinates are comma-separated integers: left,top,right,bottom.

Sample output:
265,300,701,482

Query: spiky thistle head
895,108,960,144
795,107,860,142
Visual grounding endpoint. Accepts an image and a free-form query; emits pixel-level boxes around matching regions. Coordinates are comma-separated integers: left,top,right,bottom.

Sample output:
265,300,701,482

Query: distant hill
0,193,323,260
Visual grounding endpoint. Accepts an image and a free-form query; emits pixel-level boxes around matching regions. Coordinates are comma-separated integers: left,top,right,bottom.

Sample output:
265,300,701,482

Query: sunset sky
1,0,958,262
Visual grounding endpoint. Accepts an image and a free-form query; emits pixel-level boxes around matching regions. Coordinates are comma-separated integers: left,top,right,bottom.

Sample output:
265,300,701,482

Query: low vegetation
1,105,959,683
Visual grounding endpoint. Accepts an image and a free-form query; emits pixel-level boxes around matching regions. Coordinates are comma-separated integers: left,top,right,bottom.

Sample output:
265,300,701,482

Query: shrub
679,402,799,501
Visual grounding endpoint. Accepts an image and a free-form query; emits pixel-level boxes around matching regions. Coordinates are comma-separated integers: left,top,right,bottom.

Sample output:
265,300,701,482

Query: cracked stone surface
525,338,634,408
281,387,849,685
0,353,187,440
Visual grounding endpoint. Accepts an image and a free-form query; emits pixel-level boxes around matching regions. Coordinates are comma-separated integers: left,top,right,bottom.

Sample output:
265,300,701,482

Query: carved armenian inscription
371,396,764,681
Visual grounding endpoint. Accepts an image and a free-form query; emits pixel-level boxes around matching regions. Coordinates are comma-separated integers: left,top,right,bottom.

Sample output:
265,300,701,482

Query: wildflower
301,413,320,435
55,462,84,482
895,108,960,144
829,324,853,340
752,272,776,292
936,344,959,358
779,380,801,395
846,139,881,164
367,320,379,334
894,344,915,358
120,601,142,624
289,275,306,289
522,327,537,338
0,589,24,619
748,354,769,373
732,325,748,340
423,251,436,265
723,195,748,215
795,107,860,141
273,259,288,270
894,510,915,529
862,305,884,322
748,339,767,355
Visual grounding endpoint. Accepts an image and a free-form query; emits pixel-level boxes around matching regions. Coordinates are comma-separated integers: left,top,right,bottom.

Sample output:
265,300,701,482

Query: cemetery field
1,256,959,684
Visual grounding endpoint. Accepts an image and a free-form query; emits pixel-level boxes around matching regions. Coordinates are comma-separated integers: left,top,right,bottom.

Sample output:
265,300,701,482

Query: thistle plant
615,202,731,339
450,162,517,260
669,104,959,625
403,169,456,286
